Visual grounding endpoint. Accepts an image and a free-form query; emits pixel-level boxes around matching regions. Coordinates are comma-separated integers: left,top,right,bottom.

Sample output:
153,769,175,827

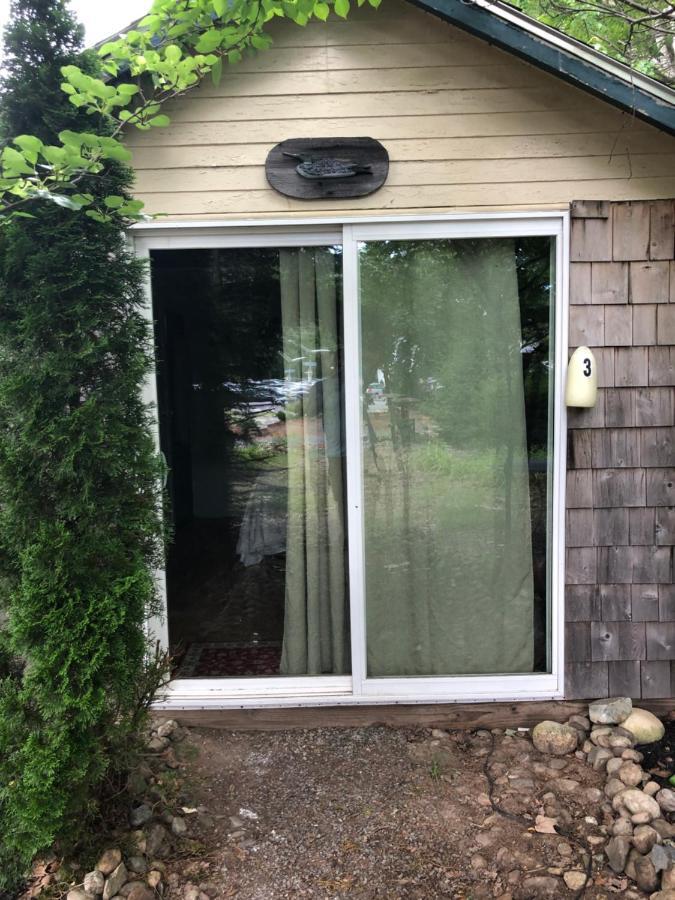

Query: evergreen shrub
0,0,165,888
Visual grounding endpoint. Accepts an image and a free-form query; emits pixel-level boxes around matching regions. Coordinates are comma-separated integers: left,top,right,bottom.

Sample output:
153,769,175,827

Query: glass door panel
152,244,349,678
357,236,554,677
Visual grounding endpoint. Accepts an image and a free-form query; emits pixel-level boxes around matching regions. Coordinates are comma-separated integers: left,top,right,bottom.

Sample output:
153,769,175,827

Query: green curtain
360,238,535,676
279,248,348,675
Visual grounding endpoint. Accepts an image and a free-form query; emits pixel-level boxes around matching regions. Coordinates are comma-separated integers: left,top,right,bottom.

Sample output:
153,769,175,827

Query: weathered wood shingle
566,199,675,700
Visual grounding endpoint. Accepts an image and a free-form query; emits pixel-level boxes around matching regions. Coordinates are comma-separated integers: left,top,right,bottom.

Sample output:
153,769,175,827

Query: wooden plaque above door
265,137,389,200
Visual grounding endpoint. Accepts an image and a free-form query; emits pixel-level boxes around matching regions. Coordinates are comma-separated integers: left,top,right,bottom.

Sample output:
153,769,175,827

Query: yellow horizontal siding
127,0,675,220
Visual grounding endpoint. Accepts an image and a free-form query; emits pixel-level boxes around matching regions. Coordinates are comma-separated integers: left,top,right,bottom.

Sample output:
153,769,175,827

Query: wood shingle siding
125,0,675,220
566,199,675,700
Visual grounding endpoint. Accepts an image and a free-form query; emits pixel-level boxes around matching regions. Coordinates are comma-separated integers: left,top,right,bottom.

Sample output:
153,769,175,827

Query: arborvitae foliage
0,1,164,888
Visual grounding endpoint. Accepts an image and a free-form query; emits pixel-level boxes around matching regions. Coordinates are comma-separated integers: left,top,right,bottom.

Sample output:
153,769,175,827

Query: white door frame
132,210,569,710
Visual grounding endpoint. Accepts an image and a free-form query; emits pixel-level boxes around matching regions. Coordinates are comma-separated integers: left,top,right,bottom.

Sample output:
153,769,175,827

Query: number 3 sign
565,346,598,408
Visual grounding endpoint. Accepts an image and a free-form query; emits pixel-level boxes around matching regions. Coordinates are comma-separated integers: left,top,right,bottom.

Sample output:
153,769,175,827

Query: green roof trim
408,0,675,136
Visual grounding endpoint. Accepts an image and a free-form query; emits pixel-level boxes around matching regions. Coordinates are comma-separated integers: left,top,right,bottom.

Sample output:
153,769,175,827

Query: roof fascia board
407,0,675,136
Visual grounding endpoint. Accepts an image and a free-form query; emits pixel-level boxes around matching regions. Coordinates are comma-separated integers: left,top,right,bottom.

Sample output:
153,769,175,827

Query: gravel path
164,725,649,899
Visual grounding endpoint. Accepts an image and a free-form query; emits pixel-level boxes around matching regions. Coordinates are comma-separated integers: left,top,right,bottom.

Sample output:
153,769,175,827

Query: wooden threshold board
161,699,675,732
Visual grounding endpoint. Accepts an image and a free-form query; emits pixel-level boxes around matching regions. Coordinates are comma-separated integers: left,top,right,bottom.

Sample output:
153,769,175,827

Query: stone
548,757,568,770
184,887,200,900
633,811,654,825
607,835,631,872
651,843,675,872
605,778,627,800
156,720,178,738
147,736,170,752
532,721,578,756
129,804,153,827
635,855,658,893
613,818,633,836
568,715,591,731
591,726,613,745
553,778,579,793
663,867,675,888
619,763,644,787
589,697,632,725
563,871,587,891
621,789,661,820
471,854,488,870
67,891,88,900
145,823,171,858
648,892,675,900
622,749,644,762
585,787,603,803
125,886,155,900
97,850,122,877
633,825,659,854
588,746,613,771
607,757,624,776
621,709,665,745
645,781,662,796
652,819,675,839
126,857,147,875
520,876,561,897
84,871,105,896
171,816,188,837
657,788,675,813
625,848,642,881
147,872,163,890
610,735,634,752
103,863,128,900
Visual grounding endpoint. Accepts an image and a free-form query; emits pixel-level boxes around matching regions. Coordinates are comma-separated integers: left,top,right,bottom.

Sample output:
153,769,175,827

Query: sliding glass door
144,215,564,702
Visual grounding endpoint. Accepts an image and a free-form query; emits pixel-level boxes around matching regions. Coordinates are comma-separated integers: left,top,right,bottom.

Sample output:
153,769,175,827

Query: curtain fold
361,238,535,676
279,248,347,675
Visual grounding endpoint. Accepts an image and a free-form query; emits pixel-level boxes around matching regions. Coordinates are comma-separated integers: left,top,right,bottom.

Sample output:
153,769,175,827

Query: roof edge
407,0,675,136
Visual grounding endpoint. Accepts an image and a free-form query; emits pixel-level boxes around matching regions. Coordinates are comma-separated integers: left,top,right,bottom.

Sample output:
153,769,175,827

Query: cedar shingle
567,509,594,547
640,428,675,467
571,429,593,468
646,468,675,507
570,262,591,304
565,662,608,699
592,262,628,304
633,306,657,346
571,217,612,262
600,583,631,620
630,261,670,304
604,306,632,346
658,584,675,620
605,389,636,427
632,584,659,621
629,508,656,546
646,621,675,659
636,388,674,427
593,468,645,508
657,306,675,345
595,508,629,546
655,508,675,546
566,622,591,661
570,305,604,346
613,203,650,261
649,200,675,260
591,621,646,660
565,585,601,622
641,660,670,697
648,348,675,386
566,547,597,584
615,348,648,387
591,429,640,468
609,660,640,697
567,469,593,508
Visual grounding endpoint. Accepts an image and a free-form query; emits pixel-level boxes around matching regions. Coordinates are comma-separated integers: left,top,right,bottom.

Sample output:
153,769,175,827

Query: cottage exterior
126,0,675,715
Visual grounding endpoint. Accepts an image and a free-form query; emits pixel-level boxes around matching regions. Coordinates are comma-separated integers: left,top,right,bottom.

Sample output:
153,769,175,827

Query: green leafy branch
0,0,382,225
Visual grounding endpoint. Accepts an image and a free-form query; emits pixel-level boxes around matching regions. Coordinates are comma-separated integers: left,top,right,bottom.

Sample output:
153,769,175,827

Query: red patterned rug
177,642,282,678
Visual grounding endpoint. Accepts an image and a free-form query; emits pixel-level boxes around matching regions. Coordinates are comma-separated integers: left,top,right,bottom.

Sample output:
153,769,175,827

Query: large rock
657,788,675,813
532,721,578,756
621,708,665,745
96,849,122,876
589,697,632,725
520,876,561,897
606,835,631,872
102,862,128,900
84,871,105,896
634,855,658,893
621,789,661,821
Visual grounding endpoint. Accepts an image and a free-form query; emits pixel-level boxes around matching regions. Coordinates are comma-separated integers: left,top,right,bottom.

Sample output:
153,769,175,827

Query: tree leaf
2,147,34,176
147,115,171,127
13,135,43,155
334,0,350,18
211,57,223,86
314,1,329,19
213,0,227,15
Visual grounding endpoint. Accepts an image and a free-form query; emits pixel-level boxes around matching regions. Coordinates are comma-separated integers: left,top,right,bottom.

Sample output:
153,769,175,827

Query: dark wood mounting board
265,137,389,200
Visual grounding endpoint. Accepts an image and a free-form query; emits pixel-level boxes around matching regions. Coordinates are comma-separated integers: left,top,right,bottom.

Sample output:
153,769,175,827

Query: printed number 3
583,358,592,377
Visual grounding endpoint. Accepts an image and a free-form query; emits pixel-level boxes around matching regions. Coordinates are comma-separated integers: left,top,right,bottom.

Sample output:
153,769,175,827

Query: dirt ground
159,725,654,900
